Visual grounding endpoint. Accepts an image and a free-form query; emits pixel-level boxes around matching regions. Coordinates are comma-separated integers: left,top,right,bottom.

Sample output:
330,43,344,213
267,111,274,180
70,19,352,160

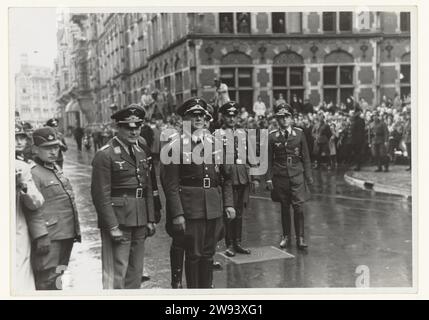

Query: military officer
29,127,81,290
370,112,389,172
161,97,235,288
266,103,313,250
46,118,68,169
219,101,259,257
91,104,156,289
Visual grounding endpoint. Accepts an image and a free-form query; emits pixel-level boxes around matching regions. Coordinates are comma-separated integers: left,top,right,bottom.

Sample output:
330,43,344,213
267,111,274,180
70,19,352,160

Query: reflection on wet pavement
62,145,412,291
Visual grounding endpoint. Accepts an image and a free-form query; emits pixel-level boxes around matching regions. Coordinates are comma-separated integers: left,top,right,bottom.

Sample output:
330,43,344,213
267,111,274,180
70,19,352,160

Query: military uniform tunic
91,136,155,289
161,130,234,288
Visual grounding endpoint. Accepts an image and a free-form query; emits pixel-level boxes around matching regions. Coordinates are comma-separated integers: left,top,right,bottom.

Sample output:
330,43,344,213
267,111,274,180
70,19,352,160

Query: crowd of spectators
78,86,412,172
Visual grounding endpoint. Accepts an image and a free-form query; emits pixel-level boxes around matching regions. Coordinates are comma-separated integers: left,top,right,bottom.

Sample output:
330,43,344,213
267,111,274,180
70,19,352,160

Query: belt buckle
136,188,143,198
287,157,292,165
203,178,211,189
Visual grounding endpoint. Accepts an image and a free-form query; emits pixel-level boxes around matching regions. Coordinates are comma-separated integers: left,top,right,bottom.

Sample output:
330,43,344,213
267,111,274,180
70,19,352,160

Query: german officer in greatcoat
29,127,81,290
161,97,235,288
218,101,259,257
266,103,313,250
91,104,156,289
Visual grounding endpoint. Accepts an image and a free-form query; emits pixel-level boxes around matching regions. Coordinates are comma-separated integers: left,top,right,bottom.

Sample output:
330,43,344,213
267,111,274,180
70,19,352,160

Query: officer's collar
34,157,57,171
15,152,25,161
114,136,135,151
279,126,292,135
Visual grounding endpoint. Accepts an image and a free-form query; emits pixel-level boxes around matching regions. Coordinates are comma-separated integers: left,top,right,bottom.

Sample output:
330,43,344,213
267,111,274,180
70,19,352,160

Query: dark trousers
272,175,306,239
32,239,74,290
351,142,365,169
101,226,147,289
184,217,223,288
372,143,389,170
224,184,248,246
75,137,83,151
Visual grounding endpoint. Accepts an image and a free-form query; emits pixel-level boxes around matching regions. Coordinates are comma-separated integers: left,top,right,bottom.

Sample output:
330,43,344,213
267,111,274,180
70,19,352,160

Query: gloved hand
172,215,186,233
35,235,51,255
266,180,274,191
146,223,156,237
225,207,236,220
109,226,127,243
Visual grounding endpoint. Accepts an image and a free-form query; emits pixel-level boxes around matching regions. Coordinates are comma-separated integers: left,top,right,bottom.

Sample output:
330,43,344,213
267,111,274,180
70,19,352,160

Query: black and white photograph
8,4,419,296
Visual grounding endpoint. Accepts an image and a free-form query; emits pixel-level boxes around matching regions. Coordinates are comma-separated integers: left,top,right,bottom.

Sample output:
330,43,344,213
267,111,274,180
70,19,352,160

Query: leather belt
180,178,219,189
111,188,146,198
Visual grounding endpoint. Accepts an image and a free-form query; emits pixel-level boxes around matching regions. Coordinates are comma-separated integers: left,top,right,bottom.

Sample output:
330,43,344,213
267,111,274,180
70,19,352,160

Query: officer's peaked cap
274,103,293,117
15,123,27,137
177,97,208,117
219,101,240,116
33,127,60,147
46,118,59,127
111,104,145,128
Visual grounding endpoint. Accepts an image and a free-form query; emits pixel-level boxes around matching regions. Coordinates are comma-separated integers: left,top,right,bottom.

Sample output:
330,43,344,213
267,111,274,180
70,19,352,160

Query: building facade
145,11,411,112
15,54,57,124
56,11,411,123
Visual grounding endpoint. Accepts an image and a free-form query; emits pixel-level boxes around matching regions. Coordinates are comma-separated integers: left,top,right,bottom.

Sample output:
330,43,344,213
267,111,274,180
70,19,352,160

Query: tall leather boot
293,205,308,250
198,258,214,288
280,203,292,248
233,216,251,254
224,217,235,257
170,245,184,289
185,257,200,288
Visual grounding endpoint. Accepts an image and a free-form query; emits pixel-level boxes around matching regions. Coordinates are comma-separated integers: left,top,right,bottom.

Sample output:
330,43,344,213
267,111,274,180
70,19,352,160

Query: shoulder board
28,160,37,169
269,129,278,134
99,144,110,151
294,127,303,131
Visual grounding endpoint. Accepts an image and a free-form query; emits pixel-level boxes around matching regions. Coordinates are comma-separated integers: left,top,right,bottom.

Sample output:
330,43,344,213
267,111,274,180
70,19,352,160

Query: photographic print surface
11,7,413,293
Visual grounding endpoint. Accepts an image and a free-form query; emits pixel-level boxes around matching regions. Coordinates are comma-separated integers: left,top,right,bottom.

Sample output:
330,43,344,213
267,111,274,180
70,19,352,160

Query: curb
344,172,412,200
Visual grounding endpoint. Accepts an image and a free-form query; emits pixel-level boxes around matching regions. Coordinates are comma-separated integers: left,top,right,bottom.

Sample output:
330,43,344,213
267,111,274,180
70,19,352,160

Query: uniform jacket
30,158,81,241
350,114,366,145
371,121,389,145
16,158,44,291
160,130,234,222
91,137,155,230
218,128,258,186
266,126,313,182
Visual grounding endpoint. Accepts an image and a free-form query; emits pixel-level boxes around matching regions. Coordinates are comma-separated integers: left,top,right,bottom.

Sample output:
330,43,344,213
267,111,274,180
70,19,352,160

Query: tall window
400,12,411,32
323,12,353,32
323,12,336,32
219,13,234,33
164,75,171,91
220,67,253,111
339,12,352,31
219,13,251,34
272,13,302,33
273,66,304,103
175,71,183,106
272,12,286,33
400,64,410,98
155,79,161,91
323,65,354,105
236,13,251,33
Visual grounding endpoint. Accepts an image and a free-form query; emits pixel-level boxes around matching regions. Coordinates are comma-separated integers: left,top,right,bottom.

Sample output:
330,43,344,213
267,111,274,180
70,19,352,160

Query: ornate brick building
145,11,411,112
56,11,412,123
